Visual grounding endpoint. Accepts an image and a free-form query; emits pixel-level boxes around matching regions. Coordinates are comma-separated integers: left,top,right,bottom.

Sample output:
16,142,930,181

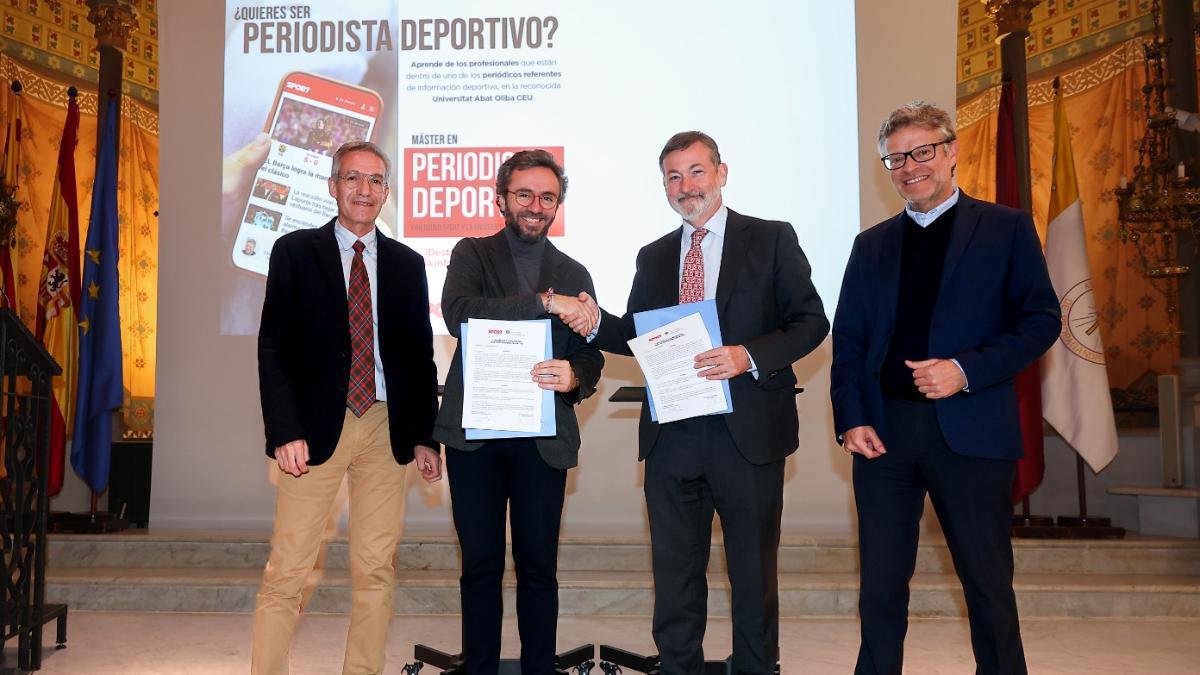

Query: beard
670,187,720,222
504,208,553,243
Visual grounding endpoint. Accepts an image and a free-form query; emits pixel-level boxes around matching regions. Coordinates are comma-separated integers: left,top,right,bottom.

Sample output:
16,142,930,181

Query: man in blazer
831,102,1060,675
433,150,604,675
585,132,829,673
254,141,441,675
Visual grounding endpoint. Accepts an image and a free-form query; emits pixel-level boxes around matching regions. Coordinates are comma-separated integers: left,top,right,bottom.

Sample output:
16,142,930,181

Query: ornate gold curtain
0,55,158,435
956,37,1187,390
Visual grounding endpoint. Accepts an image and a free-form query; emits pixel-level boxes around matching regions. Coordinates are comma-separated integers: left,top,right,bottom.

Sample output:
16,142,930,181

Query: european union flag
72,98,122,494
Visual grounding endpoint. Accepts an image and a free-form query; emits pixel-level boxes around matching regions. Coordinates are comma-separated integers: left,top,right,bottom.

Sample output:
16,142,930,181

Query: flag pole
1055,455,1124,537
1040,78,1125,539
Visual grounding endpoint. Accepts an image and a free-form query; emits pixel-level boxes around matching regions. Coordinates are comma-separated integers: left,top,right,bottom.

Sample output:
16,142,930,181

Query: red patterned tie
347,240,375,417
679,227,707,304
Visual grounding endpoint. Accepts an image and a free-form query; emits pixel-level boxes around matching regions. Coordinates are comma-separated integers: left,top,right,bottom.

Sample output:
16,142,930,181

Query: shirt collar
683,205,728,238
905,188,960,227
334,221,378,253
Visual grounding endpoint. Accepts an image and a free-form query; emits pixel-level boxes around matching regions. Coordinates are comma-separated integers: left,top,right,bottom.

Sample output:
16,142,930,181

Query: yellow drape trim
957,38,1193,389
0,54,158,434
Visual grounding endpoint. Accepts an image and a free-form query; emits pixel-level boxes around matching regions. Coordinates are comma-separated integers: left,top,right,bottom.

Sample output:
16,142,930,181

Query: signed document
462,318,552,435
627,311,730,424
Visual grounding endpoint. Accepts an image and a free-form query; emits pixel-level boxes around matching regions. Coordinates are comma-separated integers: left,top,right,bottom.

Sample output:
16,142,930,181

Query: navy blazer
593,208,829,465
830,192,1060,460
258,219,439,466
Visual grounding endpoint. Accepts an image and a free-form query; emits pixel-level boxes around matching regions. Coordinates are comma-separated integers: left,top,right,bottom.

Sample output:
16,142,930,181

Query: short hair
658,131,721,172
496,149,568,203
330,141,392,182
877,101,956,156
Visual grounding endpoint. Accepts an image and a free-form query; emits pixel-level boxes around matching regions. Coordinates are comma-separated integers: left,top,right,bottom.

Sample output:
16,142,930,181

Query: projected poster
221,1,858,335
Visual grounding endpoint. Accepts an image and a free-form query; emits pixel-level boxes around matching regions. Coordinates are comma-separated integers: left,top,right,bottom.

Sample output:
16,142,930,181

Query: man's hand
222,132,271,240
413,445,442,483
694,345,751,380
567,291,600,336
545,292,598,337
843,425,887,459
905,358,966,399
531,359,578,392
274,439,310,477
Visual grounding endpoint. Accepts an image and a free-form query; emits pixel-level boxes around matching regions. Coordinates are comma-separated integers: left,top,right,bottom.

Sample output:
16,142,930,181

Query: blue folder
462,319,557,440
632,299,733,422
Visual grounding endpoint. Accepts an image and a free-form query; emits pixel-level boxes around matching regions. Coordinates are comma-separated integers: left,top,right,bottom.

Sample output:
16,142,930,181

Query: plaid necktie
347,240,375,417
679,227,707,303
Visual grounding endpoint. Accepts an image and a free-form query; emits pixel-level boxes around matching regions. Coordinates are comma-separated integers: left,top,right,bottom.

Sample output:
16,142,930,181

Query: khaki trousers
265,460,350,612
251,403,407,675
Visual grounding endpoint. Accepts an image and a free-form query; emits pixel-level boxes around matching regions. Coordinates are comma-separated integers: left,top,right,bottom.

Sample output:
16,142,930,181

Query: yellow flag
1040,86,1119,472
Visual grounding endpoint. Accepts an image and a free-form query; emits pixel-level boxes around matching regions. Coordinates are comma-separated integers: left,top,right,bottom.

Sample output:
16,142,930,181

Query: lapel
937,192,981,296
537,240,565,291
878,212,905,326
313,219,349,320
648,227,683,307
374,227,395,315
484,231,522,295
714,209,749,317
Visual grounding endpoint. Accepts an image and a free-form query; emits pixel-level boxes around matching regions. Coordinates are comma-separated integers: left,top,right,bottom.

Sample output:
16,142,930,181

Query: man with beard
433,149,604,675
583,131,828,673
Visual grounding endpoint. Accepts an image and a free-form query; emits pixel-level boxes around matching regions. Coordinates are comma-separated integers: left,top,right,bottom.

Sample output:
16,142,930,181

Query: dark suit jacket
830,192,1061,460
433,231,604,470
593,208,829,465
258,219,439,466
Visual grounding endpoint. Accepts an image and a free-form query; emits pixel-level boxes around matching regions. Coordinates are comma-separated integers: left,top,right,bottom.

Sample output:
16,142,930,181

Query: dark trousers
446,440,567,675
645,415,784,675
853,397,1026,675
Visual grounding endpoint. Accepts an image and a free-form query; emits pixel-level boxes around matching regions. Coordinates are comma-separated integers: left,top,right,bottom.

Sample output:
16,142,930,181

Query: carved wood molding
85,1,139,51
983,0,1042,35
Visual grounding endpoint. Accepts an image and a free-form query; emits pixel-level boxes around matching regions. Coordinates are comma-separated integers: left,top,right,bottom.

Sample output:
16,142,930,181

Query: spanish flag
35,90,81,497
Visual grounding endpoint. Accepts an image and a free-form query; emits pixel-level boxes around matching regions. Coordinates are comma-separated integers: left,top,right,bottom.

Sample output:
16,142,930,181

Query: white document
627,312,728,424
462,318,547,433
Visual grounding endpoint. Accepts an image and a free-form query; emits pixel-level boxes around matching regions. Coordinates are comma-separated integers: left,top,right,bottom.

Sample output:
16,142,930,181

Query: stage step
47,531,1200,575
45,531,1200,619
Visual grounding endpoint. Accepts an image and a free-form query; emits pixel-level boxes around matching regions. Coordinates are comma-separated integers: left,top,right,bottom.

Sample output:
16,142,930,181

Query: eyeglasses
881,137,955,170
507,189,560,209
338,172,388,192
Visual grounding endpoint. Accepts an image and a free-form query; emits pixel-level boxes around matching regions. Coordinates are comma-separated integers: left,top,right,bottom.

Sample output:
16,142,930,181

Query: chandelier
1114,0,1200,343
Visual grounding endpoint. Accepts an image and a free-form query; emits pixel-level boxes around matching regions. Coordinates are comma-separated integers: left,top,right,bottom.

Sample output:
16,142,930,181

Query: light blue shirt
905,188,959,228
334,221,387,402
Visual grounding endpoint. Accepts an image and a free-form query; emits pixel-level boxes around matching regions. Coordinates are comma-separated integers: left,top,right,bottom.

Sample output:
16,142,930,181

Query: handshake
541,290,601,337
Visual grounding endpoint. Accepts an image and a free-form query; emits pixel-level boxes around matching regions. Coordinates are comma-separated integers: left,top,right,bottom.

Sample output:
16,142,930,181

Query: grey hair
330,141,392,182
658,131,721,171
877,101,956,156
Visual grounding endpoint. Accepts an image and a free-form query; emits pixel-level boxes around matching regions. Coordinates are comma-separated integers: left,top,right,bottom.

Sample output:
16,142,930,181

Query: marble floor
21,612,1200,674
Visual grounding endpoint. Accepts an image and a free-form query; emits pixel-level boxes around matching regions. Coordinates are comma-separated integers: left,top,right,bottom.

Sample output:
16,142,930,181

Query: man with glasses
433,149,604,674
831,102,1059,674
254,141,442,674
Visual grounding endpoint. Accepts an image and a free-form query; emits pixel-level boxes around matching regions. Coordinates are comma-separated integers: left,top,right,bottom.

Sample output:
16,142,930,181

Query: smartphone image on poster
232,72,383,275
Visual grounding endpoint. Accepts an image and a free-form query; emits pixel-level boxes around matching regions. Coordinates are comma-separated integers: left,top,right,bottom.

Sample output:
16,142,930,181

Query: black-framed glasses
881,137,955,170
507,189,560,209
339,172,388,192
